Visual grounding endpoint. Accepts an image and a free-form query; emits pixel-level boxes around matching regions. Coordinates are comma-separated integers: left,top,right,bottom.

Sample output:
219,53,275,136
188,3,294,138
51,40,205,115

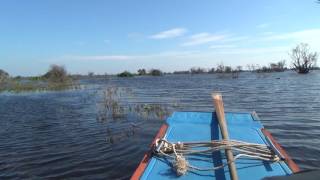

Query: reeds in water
97,86,173,122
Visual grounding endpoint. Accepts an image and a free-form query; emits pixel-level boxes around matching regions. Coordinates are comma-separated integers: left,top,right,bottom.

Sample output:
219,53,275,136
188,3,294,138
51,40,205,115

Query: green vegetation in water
148,69,162,76
132,104,170,120
0,69,9,83
96,86,175,144
0,64,79,93
117,69,163,77
117,71,134,77
99,86,127,120
137,69,147,75
96,86,173,122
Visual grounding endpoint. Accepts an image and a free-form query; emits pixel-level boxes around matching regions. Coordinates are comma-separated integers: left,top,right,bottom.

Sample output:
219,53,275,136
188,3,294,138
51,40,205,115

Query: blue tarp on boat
140,112,293,180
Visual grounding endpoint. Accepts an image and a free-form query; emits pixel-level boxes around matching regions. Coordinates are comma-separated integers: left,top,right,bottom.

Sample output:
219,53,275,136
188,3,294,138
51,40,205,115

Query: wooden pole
212,93,238,180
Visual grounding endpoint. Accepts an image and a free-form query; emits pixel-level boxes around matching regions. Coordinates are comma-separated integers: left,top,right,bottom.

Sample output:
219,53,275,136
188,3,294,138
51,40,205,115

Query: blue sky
1,0,320,76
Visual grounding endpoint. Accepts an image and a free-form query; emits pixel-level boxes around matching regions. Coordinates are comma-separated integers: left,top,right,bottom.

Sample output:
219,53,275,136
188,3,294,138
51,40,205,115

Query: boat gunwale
250,111,300,173
130,123,168,180
261,128,300,173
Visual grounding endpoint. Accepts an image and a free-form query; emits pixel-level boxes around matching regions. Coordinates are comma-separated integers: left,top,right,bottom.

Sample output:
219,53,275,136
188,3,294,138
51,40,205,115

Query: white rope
154,138,280,176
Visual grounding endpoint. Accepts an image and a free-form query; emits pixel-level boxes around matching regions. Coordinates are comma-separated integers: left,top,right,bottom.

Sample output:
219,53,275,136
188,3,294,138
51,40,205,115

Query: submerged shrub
149,69,162,76
216,63,225,73
190,67,206,74
137,69,147,75
43,65,70,83
0,69,9,83
224,66,232,73
117,71,134,77
290,43,318,74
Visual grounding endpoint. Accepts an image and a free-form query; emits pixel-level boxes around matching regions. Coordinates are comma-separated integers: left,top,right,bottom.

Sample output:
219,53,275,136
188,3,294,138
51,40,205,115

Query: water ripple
1,72,320,179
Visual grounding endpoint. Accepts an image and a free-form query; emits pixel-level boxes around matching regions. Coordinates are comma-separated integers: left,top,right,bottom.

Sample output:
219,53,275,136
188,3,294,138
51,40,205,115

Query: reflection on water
1,71,320,179
105,122,141,144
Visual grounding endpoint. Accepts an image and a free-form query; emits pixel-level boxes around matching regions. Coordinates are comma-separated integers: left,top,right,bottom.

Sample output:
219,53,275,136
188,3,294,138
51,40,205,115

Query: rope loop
154,138,281,176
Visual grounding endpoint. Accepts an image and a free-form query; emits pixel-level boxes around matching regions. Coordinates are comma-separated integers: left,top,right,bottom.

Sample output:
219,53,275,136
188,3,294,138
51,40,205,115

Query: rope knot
153,138,281,177
174,155,188,176
176,141,184,149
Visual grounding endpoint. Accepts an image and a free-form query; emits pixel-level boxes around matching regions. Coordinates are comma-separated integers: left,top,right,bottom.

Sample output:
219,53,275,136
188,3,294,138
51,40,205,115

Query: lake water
1,71,320,179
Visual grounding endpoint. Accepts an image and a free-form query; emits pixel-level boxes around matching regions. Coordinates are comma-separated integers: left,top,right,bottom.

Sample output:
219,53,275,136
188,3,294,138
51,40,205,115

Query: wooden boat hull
132,112,299,180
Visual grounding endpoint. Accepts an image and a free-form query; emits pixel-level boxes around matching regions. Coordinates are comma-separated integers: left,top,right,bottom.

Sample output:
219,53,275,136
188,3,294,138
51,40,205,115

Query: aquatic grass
0,79,80,93
96,86,173,122
102,102,173,145
0,65,80,93
0,80,43,92
97,86,154,121
96,86,175,144
97,87,129,121
132,104,171,120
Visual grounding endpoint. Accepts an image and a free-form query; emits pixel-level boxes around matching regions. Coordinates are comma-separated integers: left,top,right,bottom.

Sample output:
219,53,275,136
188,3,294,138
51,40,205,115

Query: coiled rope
154,138,281,176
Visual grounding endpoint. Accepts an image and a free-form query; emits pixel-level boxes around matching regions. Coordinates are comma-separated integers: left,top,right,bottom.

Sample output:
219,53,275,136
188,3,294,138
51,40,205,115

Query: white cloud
50,46,289,74
55,51,201,63
257,23,269,29
262,29,320,41
212,46,289,54
52,28,320,74
182,32,229,46
259,32,274,36
149,28,187,39
260,28,320,50
222,36,249,42
141,50,201,59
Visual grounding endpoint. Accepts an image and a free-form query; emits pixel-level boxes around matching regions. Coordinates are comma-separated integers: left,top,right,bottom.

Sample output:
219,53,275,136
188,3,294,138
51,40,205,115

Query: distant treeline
112,61,288,78
172,60,287,75
1,43,319,83
113,60,292,77
117,69,163,77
